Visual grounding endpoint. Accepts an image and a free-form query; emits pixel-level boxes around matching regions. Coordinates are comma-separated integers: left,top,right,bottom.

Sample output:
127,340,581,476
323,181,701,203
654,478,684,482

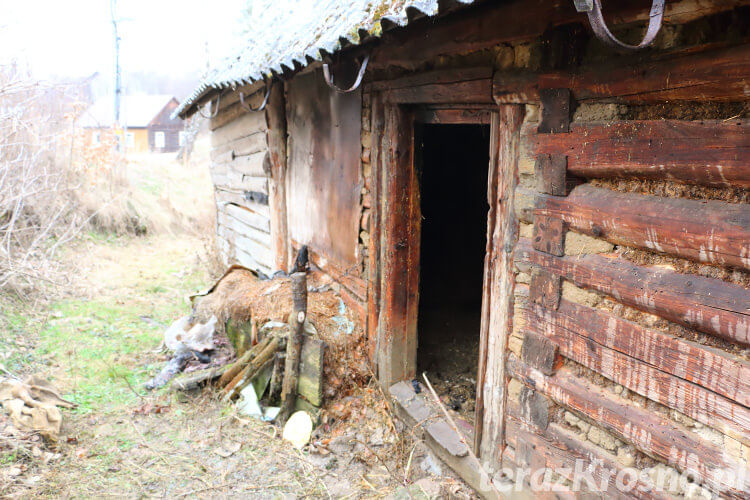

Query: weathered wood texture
517,184,750,271
265,82,291,272
210,98,274,274
516,239,750,346
522,120,750,188
505,413,668,500
413,107,493,125
494,45,750,103
286,69,362,269
376,104,419,385
372,67,494,104
372,0,745,69
516,286,750,443
508,355,750,497
475,106,524,465
366,94,385,365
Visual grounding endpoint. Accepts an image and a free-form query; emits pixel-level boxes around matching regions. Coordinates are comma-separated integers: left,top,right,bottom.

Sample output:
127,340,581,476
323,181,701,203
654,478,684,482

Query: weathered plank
219,172,268,194
366,93,385,364
369,67,493,92
516,239,750,346
224,203,270,233
217,151,266,177
517,184,750,271
297,336,324,407
520,332,560,376
214,188,270,218
507,355,750,497
211,112,268,148
210,131,266,161
413,107,493,125
523,120,750,188
494,45,750,103
476,105,524,464
521,287,750,406
385,78,493,104
517,289,750,442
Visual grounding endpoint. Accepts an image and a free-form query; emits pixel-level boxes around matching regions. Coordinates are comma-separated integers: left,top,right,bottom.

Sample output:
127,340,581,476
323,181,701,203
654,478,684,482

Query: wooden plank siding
209,99,273,274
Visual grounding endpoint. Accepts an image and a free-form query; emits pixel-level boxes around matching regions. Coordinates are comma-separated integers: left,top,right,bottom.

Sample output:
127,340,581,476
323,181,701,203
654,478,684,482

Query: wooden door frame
367,83,523,464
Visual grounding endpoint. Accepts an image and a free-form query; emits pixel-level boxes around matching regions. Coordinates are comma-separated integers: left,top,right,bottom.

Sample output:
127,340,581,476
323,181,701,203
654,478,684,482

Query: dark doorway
416,124,490,424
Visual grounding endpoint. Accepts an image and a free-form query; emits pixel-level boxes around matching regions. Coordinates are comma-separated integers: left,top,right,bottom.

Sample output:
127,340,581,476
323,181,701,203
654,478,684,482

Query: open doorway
416,123,490,425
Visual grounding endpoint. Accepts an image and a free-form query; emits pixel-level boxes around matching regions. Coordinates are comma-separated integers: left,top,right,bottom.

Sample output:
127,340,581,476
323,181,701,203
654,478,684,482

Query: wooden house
176,0,749,496
81,95,184,153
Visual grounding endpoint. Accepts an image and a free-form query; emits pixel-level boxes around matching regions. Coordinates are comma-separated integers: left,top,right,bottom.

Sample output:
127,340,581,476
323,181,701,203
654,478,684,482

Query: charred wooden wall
363,0,749,496
209,88,273,275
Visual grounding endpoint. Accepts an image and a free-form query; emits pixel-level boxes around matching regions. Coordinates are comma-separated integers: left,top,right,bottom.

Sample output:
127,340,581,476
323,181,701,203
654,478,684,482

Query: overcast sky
0,0,245,85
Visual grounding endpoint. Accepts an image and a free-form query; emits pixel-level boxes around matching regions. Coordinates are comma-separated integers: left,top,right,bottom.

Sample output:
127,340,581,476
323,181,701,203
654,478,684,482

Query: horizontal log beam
505,410,667,499
516,287,750,442
522,120,750,188
414,107,493,125
518,184,750,271
494,45,750,103
518,285,750,406
515,238,750,346
384,78,493,104
507,355,749,497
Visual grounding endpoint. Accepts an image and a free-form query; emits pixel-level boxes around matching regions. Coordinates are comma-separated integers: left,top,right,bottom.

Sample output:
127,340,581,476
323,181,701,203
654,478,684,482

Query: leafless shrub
0,63,89,296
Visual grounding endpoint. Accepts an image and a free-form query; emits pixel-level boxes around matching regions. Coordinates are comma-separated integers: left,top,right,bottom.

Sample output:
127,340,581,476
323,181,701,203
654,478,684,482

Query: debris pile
0,376,76,442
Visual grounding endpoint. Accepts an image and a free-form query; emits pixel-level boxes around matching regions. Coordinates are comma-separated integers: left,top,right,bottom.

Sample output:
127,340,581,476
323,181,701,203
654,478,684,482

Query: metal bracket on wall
323,54,369,93
239,78,272,112
574,0,665,51
197,93,221,119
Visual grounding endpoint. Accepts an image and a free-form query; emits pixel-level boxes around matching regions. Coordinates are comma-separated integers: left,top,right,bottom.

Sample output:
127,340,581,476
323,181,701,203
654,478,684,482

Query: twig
422,372,502,497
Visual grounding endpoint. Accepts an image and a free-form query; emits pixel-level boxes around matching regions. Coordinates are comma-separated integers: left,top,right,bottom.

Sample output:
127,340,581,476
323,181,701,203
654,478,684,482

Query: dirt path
1,234,473,499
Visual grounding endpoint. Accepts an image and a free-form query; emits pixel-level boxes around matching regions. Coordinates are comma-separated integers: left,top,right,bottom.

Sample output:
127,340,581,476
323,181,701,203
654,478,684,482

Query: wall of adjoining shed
361,0,749,497
208,88,274,276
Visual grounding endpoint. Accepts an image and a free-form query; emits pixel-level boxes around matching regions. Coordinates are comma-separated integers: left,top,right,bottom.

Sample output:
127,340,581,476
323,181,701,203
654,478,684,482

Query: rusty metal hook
323,54,369,93
239,79,272,112
197,93,221,119
574,0,665,51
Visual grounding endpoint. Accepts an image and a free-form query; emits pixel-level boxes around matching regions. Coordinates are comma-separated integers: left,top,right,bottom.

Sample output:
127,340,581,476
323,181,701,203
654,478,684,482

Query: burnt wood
529,268,561,310
517,288,750,443
518,386,549,430
523,119,750,188
508,355,750,497
520,184,750,271
521,331,560,376
534,154,569,196
537,88,571,134
516,238,750,346
531,215,566,257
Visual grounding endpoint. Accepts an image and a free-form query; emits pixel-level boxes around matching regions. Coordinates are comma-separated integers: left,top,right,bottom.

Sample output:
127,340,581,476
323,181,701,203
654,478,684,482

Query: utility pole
110,0,125,154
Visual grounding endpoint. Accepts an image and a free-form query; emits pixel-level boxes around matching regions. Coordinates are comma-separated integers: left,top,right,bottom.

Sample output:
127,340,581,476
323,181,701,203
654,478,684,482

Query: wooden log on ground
517,184,750,271
170,365,230,392
507,355,749,497
516,288,750,443
516,238,750,346
224,335,283,400
522,120,750,188
218,334,273,388
278,271,307,423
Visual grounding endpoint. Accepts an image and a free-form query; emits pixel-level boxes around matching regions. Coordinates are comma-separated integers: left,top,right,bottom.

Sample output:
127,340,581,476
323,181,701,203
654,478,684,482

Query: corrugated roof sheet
81,95,179,128
175,0,479,118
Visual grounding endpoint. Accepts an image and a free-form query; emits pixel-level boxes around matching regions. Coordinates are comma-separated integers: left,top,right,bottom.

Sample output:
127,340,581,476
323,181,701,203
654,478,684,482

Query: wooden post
279,271,307,422
475,105,525,471
265,82,291,272
376,103,419,386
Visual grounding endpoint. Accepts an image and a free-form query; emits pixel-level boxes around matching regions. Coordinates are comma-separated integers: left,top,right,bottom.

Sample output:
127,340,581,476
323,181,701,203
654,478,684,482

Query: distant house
80,95,184,153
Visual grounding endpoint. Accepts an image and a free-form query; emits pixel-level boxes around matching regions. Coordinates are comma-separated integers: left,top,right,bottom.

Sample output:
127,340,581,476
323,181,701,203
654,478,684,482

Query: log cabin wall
363,0,749,496
208,87,274,276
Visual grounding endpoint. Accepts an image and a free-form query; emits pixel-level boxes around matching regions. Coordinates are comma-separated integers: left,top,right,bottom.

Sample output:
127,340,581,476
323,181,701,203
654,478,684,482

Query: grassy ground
1,233,335,498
